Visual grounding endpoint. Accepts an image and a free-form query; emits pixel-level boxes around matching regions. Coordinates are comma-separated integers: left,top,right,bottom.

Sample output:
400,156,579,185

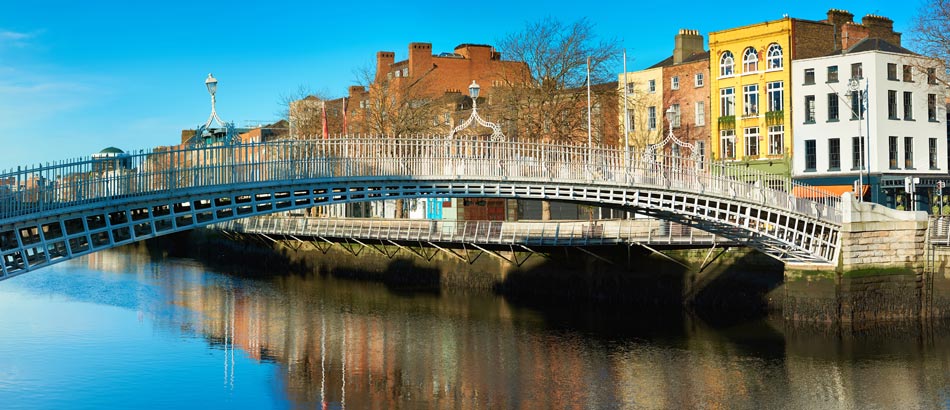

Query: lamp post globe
468,80,480,100
205,73,218,96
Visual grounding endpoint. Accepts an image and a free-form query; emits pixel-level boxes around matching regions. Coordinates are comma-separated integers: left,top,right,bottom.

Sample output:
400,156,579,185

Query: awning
792,184,869,199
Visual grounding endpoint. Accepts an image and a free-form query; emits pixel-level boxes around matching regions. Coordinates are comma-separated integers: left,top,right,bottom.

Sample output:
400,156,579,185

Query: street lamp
448,80,504,141
194,73,236,146
643,105,699,169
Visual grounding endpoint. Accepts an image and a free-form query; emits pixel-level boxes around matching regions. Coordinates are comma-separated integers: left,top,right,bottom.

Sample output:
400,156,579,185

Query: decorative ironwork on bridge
0,135,846,280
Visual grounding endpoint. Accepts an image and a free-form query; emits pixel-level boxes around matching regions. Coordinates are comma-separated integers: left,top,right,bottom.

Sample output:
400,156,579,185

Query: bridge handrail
0,135,842,224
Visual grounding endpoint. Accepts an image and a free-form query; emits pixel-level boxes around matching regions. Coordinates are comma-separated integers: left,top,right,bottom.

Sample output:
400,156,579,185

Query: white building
791,38,947,210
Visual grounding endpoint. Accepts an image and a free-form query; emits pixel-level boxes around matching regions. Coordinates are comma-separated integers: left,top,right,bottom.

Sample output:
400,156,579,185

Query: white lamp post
448,80,504,141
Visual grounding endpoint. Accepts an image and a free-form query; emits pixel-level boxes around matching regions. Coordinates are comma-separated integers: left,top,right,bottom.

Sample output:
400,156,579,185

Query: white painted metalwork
449,81,505,141
219,217,730,247
0,135,845,280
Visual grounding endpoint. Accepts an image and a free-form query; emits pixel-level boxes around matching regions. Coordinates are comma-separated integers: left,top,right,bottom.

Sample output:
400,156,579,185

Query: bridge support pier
782,194,929,325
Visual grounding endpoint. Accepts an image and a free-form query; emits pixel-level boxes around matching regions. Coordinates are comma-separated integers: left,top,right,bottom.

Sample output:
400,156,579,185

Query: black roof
829,38,917,56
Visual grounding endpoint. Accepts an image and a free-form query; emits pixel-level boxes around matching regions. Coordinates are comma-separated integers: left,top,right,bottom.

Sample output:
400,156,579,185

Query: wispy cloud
0,30,35,47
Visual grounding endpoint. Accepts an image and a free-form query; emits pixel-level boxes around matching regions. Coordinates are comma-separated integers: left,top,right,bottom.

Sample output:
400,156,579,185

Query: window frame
768,125,784,156
720,51,735,77
720,129,736,160
827,93,839,122
743,84,759,117
766,43,783,70
742,47,758,73
804,95,816,124
744,127,760,157
828,138,841,170
827,65,839,83
804,139,817,171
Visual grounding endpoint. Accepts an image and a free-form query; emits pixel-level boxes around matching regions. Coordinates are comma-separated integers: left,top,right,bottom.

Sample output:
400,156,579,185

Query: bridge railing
217,216,731,246
0,135,842,224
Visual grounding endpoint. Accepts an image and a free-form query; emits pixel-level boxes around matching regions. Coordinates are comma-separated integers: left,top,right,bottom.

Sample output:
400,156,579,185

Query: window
766,43,783,69
827,65,839,82
829,138,841,170
768,125,784,155
745,127,759,157
720,51,734,77
767,81,784,112
852,136,865,170
804,68,815,85
648,80,656,93
828,93,839,121
443,112,451,124
625,82,635,94
931,138,939,169
670,104,681,128
903,65,913,82
743,47,758,73
850,90,865,119
695,73,704,87
695,101,705,126
647,106,657,130
804,95,816,123
394,70,401,78
402,68,408,77
905,137,915,168
805,140,817,171
928,67,938,84
671,76,679,90
743,84,759,116
888,90,898,119
887,63,898,80
851,62,863,79
889,136,899,169
720,87,735,116
904,92,914,120
929,94,938,121
627,109,635,131
721,129,736,159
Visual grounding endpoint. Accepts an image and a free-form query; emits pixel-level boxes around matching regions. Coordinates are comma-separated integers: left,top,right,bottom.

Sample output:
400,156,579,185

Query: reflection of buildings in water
143,263,943,409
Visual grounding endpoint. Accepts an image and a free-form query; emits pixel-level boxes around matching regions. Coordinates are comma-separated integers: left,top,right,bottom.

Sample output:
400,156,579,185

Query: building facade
792,39,947,210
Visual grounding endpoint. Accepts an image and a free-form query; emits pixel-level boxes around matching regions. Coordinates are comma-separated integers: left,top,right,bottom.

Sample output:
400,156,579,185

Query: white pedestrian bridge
0,135,843,280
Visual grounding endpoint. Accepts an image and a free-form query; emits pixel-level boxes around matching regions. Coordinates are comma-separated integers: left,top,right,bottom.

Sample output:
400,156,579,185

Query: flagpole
587,56,592,174
623,49,629,165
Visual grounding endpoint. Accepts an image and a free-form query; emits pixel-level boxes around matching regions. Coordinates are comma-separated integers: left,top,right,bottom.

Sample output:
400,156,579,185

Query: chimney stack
674,29,704,65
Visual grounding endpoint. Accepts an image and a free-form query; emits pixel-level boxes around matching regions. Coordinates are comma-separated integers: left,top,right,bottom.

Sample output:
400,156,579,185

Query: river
1,247,949,409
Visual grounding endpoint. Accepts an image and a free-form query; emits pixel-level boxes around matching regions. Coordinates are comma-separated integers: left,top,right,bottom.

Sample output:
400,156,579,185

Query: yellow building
619,67,664,150
709,18,793,173
708,10,854,175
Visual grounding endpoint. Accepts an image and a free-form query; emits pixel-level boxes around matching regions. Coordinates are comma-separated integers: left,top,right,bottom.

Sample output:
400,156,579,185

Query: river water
1,248,950,409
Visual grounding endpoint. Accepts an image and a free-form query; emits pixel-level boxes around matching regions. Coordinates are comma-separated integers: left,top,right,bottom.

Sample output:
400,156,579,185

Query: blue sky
0,0,919,167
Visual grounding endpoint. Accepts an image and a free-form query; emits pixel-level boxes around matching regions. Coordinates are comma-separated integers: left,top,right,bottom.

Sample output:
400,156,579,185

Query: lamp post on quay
448,80,505,141
194,73,237,146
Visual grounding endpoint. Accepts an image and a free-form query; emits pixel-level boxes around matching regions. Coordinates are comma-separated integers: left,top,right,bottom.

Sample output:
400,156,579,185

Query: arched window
742,47,758,73
720,51,734,77
767,43,783,70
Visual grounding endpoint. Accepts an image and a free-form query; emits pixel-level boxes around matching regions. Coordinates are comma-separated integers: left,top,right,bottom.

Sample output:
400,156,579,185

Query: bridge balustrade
0,136,842,224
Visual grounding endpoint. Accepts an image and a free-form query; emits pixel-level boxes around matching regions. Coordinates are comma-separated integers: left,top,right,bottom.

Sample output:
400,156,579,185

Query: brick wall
662,58,710,149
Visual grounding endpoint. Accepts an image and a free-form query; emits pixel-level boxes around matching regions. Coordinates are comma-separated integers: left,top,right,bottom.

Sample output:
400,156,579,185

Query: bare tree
351,63,444,136
910,0,950,84
495,17,620,219
494,17,620,145
276,85,336,138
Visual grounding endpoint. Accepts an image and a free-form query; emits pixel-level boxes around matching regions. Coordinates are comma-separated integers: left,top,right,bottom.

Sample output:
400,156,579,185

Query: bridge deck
217,216,737,248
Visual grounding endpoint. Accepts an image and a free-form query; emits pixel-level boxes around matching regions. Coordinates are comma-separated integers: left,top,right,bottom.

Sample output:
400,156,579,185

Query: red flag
342,97,348,136
321,101,329,139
